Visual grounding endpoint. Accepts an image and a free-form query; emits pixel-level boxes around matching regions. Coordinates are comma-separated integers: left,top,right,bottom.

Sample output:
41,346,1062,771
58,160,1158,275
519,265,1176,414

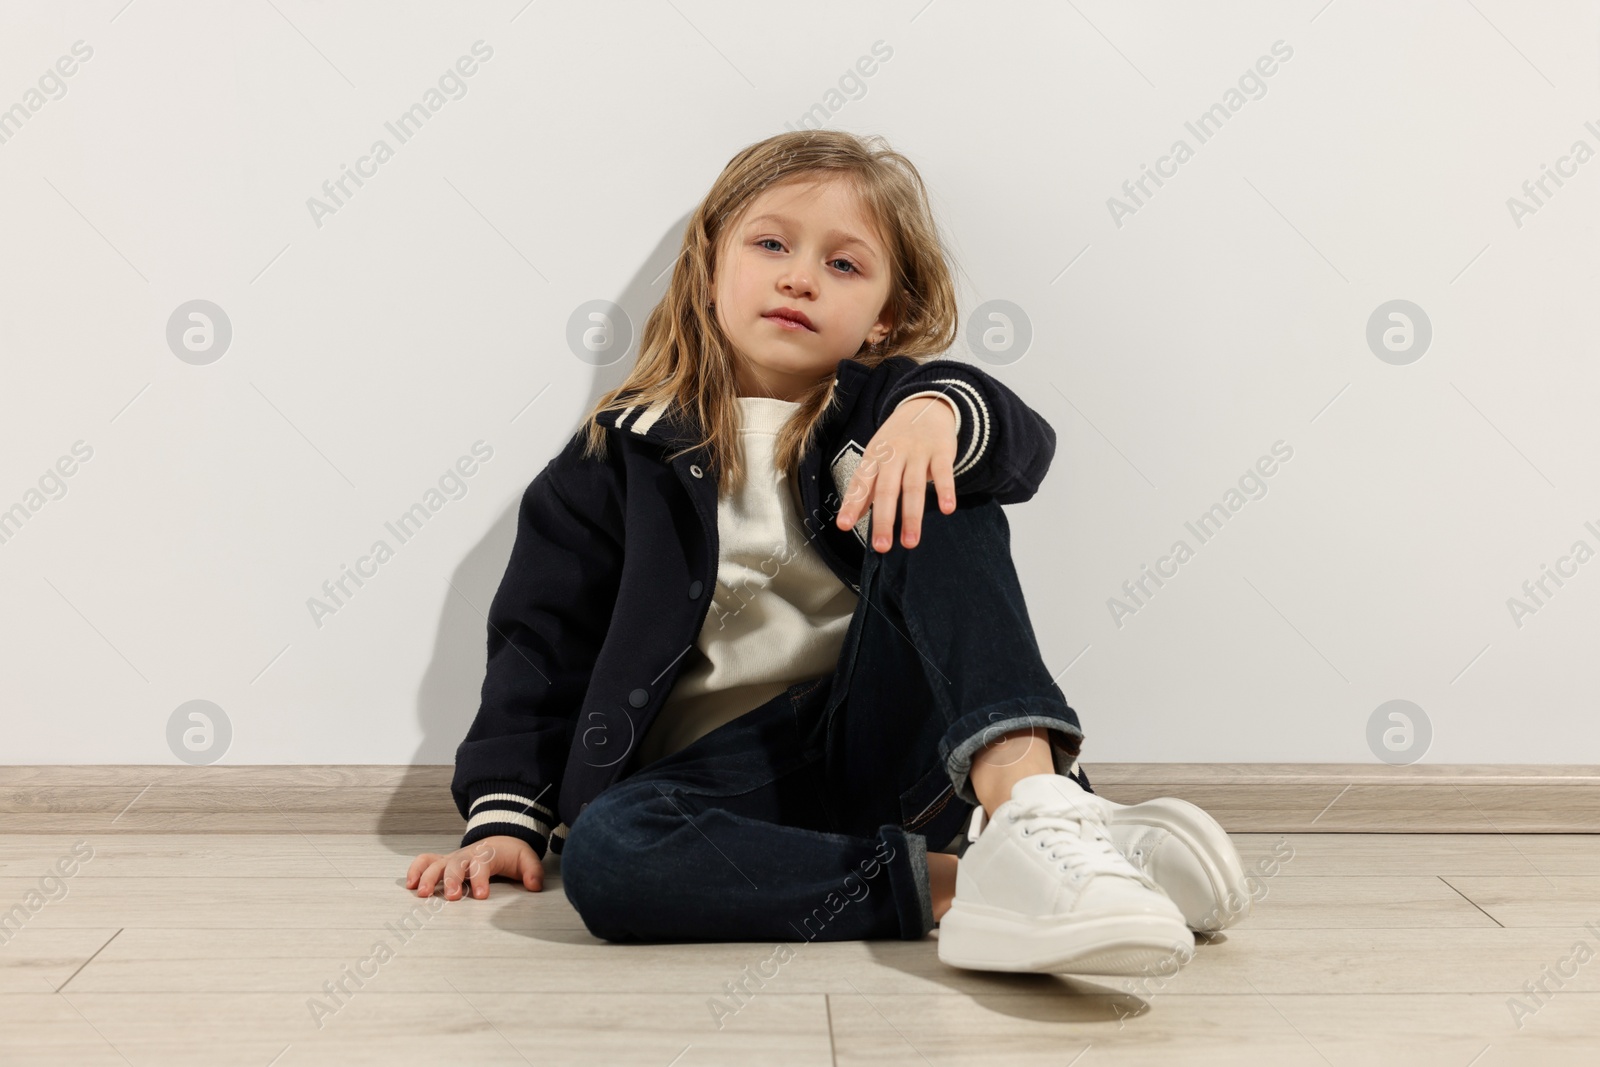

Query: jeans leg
814,494,1089,861
561,497,1087,946
559,680,933,943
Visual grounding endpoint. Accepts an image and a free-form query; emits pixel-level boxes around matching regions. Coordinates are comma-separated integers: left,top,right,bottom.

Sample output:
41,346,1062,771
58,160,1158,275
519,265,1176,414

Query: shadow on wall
374,211,697,849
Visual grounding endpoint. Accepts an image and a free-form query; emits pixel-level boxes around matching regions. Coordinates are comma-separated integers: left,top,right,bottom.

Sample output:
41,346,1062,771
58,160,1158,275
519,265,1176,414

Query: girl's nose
781,270,816,298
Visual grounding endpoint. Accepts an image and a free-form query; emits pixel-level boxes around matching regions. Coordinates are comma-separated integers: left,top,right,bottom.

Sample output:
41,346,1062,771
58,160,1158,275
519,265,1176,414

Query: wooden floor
3,832,1599,1064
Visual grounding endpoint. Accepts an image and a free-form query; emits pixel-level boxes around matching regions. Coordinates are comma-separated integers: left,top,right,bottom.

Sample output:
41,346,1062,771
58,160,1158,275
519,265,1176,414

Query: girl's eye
755,238,860,275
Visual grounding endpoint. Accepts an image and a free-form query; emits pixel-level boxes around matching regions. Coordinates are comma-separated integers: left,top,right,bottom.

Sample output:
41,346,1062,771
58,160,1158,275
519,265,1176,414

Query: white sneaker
1102,794,1253,933
937,773,1195,975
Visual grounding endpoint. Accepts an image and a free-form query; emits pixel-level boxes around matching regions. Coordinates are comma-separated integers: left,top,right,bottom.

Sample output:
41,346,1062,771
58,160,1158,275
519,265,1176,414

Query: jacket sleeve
450,433,623,861
877,357,1058,505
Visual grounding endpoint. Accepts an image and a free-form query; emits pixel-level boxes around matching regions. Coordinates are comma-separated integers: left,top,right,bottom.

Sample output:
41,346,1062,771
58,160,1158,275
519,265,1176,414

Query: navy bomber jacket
451,354,1058,860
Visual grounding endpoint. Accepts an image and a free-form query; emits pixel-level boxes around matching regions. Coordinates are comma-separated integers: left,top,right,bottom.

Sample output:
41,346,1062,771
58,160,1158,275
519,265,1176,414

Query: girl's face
710,176,895,401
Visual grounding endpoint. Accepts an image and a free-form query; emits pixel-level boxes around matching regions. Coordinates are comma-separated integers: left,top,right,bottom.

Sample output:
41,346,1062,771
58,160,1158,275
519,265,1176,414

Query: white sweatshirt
634,391,960,766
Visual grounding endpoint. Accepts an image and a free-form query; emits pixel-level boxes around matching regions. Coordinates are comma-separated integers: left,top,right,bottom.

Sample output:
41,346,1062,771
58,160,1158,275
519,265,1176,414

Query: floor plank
3,831,1598,1064
1442,876,1600,928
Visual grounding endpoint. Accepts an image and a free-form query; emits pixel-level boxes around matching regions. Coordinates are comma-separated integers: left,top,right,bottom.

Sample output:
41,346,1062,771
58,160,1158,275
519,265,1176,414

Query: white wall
3,0,1596,768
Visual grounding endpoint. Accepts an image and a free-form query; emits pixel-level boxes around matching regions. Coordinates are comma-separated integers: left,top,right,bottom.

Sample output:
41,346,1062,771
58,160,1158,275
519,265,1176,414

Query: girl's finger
418,857,444,897
899,461,929,548
467,853,491,899
841,438,891,529
932,453,957,514
406,853,437,888
444,856,467,900
838,461,874,529
871,456,906,552
521,852,544,892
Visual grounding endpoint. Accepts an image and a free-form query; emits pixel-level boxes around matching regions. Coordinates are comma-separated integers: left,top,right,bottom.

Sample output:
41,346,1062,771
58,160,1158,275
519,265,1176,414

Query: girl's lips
763,314,814,332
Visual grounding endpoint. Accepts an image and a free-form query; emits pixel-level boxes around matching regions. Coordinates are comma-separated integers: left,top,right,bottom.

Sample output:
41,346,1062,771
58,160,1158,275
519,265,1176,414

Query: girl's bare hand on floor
406,836,543,900
836,395,958,552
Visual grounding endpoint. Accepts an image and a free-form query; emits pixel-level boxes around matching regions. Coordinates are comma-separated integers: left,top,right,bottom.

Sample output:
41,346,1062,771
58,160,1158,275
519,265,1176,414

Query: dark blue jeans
559,495,1091,943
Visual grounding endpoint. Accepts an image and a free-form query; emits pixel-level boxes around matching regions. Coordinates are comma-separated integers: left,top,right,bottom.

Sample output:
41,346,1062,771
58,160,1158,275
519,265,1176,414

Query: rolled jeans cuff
877,824,934,940
939,697,1086,808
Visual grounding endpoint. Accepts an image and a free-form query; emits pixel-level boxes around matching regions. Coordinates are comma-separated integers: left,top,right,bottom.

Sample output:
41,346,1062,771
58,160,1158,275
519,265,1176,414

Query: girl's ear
870,310,893,345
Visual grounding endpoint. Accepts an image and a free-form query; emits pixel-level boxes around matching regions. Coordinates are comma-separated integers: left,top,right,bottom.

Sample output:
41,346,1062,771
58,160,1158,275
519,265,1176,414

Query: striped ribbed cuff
883,375,991,479
461,779,558,859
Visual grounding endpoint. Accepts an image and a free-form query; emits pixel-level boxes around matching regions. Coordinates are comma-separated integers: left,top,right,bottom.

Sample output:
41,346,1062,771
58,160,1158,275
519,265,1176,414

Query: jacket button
689,464,703,478
688,580,703,599
628,687,649,708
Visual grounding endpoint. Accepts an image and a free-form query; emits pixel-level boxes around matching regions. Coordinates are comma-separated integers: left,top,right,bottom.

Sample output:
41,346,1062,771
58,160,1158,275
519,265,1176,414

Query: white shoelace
994,800,1139,881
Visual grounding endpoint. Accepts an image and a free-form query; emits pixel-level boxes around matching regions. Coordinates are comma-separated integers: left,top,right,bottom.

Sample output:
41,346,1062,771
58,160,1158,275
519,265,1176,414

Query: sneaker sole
1108,797,1251,932
937,903,1194,976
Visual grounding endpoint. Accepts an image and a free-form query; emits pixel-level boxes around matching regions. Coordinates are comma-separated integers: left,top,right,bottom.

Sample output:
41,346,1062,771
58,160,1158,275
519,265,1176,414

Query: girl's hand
836,396,958,552
406,836,543,900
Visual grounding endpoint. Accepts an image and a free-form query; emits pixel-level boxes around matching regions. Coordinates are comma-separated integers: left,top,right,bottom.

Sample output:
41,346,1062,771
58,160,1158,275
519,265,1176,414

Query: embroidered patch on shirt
829,439,872,548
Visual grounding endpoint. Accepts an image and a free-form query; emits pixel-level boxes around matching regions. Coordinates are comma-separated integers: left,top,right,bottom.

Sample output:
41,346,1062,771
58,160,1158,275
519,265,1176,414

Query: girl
407,130,1250,975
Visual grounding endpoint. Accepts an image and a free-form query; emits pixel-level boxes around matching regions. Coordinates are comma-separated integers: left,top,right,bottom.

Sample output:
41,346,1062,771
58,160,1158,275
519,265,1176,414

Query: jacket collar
593,357,872,450
593,394,687,447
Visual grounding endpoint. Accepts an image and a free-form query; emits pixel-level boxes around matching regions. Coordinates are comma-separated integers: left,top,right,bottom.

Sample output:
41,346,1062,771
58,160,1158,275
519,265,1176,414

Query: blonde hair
578,129,959,497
